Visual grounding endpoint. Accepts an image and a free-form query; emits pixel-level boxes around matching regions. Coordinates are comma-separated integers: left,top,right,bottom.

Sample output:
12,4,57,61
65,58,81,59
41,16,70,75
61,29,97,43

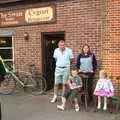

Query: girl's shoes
97,104,107,110
103,105,107,110
97,103,101,109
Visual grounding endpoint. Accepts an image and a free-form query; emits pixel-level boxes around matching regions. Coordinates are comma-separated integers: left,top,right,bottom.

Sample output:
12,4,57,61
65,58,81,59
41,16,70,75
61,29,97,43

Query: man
51,40,74,103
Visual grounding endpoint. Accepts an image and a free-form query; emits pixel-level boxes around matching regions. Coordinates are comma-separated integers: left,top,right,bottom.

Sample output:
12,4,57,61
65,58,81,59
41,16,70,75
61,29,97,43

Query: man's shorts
54,67,70,85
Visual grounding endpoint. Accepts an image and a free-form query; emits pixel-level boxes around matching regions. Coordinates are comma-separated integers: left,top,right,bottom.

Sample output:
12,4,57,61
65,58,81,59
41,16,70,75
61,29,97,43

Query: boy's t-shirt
67,75,83,89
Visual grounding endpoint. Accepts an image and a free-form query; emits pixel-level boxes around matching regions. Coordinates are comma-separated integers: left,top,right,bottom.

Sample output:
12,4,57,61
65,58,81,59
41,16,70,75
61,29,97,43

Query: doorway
42,31,65,90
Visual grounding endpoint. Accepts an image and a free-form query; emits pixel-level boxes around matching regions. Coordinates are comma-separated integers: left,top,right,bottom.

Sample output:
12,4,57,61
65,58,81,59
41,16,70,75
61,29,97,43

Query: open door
42,31,65,90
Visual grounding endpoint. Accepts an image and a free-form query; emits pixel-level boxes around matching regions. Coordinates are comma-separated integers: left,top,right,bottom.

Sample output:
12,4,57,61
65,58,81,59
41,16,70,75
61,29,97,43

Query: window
0,37,13,66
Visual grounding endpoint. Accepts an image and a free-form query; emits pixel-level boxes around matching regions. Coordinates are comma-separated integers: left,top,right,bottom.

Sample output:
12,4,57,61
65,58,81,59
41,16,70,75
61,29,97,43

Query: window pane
0,37,12,47
0,49,12,59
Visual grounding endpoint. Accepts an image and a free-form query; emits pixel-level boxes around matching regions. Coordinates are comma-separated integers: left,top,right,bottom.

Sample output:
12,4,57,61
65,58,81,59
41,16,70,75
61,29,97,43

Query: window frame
0,36,14,64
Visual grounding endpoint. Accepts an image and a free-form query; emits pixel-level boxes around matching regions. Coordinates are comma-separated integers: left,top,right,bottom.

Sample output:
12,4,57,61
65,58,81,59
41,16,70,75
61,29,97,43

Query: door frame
41,31,65,88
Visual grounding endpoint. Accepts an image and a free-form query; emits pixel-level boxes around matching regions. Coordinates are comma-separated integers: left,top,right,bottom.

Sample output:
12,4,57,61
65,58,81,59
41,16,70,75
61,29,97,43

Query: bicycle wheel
14,71,27,93
0,73,16,95
26,74,47,96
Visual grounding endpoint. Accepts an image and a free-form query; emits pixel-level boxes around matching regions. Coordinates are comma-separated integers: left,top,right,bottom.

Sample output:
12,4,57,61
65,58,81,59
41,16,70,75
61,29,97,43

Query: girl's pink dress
94,79,114,97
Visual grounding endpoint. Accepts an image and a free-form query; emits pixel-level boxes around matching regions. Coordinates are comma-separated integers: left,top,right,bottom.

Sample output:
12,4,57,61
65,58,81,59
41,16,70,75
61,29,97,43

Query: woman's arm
76,54,81,70
92,54,97,72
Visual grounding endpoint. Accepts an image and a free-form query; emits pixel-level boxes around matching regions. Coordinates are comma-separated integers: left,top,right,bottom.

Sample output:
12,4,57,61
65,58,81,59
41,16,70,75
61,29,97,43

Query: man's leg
62,84,66,97
57,97,66,110
62,67,70,92
51,85,58,103
51,68,62,103
57,88,70,110
57,68,69,105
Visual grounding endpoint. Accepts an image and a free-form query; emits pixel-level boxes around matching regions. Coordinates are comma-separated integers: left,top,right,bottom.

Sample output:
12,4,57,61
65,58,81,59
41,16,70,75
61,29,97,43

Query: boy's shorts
62,88,79,99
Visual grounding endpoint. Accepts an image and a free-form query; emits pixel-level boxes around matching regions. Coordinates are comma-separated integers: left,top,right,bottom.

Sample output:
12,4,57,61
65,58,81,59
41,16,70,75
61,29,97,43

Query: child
94,70,114,110
57,67,83,112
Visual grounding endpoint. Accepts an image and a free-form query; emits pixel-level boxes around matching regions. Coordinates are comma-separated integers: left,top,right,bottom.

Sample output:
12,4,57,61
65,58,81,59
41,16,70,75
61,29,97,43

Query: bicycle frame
0,56,10,74
0,56,25,87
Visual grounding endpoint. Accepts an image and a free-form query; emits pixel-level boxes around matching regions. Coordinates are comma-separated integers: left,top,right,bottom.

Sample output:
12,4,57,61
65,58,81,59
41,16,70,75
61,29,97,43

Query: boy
57,67,83,112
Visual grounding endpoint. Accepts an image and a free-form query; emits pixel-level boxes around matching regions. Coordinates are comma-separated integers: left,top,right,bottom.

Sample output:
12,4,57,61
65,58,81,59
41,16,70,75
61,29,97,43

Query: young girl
94,70,114,110
57,67,83,112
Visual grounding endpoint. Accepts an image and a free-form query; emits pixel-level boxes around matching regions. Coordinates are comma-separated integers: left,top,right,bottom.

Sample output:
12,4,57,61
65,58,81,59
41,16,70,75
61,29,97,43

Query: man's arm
53,48,57,60
69,49,74,66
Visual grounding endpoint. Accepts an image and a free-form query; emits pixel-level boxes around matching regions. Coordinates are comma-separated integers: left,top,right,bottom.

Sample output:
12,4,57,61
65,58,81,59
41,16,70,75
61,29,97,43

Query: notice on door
0,5,56,27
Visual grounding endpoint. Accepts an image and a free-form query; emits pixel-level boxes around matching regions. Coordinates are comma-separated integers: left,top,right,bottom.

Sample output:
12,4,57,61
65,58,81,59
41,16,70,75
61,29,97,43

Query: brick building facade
0,0,120,92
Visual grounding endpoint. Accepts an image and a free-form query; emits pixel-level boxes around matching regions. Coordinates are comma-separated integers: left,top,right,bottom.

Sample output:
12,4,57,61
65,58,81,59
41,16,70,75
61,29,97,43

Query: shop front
0,0,120,91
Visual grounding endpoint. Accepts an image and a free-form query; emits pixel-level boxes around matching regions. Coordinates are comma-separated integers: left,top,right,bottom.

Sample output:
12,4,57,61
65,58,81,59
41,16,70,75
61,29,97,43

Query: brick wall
0,0,120,91
101,0,120,95
0,0,103,70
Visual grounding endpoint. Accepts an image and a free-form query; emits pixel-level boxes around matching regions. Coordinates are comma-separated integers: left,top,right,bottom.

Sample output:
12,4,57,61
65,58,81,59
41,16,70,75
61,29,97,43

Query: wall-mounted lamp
24,32,29,41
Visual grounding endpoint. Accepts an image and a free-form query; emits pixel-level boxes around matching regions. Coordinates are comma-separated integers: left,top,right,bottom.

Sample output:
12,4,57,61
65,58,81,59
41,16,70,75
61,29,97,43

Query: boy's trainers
57,105,65,110
75,106,79,112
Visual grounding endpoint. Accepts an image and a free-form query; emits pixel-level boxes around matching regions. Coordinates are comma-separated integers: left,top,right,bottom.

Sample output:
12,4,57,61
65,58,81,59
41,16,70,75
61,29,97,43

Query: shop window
0,37,13,66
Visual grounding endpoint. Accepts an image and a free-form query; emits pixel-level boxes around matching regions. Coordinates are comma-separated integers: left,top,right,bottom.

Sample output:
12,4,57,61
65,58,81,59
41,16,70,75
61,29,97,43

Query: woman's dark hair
81,44,92,55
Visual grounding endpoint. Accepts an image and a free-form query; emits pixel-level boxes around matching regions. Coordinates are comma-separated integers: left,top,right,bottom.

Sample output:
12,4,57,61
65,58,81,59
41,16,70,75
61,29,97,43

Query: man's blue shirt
53,47,73,67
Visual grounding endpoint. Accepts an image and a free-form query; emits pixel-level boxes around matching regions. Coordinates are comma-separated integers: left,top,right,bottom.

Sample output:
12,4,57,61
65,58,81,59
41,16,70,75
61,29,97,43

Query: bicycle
0,56,47,95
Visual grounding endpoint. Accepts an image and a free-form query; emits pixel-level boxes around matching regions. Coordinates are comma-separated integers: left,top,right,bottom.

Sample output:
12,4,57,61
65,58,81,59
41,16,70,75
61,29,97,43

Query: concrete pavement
0,92,119,120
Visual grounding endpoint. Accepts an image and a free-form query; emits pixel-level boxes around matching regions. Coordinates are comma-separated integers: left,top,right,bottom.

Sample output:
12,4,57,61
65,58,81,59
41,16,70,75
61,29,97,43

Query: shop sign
0,6,56,27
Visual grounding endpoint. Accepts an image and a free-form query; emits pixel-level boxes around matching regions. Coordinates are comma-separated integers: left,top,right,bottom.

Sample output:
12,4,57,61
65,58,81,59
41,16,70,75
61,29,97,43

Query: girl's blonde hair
99,70,108,79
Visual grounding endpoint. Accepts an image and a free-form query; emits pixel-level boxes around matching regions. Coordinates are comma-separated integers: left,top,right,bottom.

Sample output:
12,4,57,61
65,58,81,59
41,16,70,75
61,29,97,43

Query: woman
76,44,97,102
